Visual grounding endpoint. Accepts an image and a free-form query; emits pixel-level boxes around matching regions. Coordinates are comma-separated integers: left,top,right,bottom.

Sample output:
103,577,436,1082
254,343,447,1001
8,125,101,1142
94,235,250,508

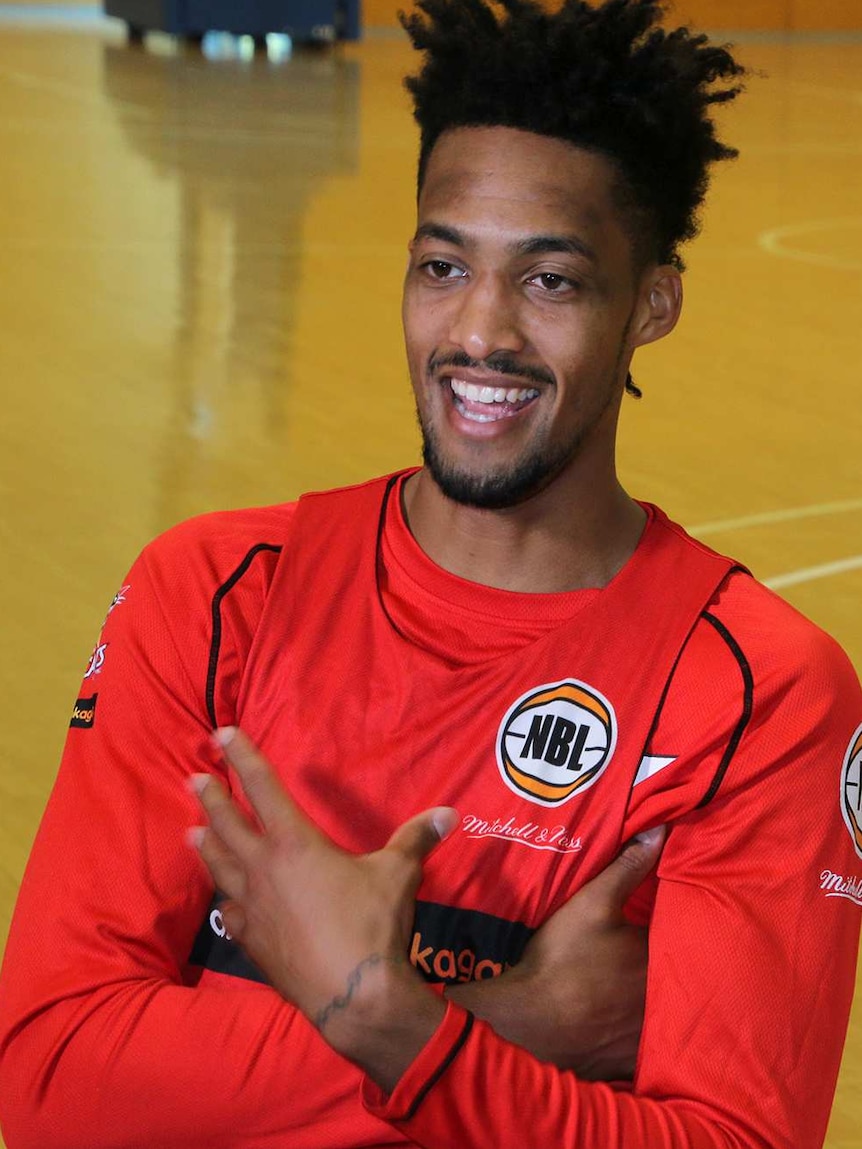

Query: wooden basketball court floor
0,13,860,1146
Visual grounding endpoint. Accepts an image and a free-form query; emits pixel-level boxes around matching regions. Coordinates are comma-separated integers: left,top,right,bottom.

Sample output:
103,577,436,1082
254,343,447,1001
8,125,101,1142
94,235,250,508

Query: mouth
447,377,540,424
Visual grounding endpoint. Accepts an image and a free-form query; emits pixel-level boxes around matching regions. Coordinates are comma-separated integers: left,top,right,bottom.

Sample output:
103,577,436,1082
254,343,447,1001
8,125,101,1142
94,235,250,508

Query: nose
447,273,526,360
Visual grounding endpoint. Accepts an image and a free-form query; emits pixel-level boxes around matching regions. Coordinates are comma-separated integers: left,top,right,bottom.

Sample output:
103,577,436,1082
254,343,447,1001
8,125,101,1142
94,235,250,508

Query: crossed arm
3,522,859,1149
188,722,862,1149
192,726,662,1093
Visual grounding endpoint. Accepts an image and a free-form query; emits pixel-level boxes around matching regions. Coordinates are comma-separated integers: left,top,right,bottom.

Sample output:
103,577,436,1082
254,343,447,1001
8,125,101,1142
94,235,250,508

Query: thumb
584,825,666,913
386,807,459,863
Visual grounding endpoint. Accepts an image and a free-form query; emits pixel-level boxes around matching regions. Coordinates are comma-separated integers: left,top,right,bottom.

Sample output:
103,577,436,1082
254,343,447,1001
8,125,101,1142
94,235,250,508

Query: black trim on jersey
634,643,689,791
697,611,754,808
375,471,413,642
395,1011,475,1123
189,896,534,988
206,544,282,729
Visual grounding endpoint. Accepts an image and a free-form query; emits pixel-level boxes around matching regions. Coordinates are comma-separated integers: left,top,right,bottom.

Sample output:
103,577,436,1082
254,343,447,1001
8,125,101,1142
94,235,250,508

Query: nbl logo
497,680,616,807
841,724,862,860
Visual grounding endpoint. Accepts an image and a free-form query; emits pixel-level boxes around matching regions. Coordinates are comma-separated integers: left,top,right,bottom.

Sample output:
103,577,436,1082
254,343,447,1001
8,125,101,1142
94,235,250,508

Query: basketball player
1,2,861,1148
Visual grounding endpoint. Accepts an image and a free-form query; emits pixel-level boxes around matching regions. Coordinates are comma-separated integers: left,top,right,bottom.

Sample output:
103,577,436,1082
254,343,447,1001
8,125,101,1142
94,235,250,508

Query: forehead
418,126,627,247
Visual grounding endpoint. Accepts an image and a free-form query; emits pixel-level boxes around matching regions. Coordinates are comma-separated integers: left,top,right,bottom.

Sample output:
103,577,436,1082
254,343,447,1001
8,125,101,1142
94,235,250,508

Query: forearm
363,1002,745,1149
0,974,352,1148
316,958,447,1094
0,974,301,1144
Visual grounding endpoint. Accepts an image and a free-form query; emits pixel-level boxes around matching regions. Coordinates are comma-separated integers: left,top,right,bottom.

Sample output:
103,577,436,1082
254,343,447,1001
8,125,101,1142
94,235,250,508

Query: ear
629,266,683,350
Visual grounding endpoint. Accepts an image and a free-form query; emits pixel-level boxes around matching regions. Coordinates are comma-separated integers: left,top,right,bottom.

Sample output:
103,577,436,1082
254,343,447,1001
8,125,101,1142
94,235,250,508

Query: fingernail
634,824,666,849
188,773,211,796
186,826,206,850
432,808,459,841
212,726,237,748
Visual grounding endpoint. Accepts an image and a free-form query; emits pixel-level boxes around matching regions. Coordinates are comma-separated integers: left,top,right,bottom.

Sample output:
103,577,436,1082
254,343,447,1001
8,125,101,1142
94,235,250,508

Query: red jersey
1,472,860,1149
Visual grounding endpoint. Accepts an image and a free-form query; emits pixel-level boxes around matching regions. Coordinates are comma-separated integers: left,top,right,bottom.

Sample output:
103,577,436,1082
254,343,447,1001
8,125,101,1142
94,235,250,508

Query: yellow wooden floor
0,18,860,1147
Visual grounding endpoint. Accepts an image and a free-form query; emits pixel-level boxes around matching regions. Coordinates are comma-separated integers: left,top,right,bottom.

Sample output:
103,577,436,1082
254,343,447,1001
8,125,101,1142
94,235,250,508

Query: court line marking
690,498,862,537
759,217,862,272
765,556,862,590
691,501,862,591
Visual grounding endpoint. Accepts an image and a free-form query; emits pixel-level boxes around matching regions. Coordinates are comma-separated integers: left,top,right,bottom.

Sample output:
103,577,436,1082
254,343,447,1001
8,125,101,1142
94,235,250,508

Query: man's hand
446,827,664,1081
189,727,455,1091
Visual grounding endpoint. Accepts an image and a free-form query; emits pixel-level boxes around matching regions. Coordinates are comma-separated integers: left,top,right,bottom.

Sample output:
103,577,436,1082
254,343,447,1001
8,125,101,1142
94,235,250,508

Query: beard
416,349,574,510
419,412,586,510
415,335,631,510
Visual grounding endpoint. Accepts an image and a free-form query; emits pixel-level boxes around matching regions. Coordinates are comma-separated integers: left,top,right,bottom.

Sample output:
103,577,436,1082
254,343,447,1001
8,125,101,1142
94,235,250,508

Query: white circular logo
841,723,862,860
497,680,617,807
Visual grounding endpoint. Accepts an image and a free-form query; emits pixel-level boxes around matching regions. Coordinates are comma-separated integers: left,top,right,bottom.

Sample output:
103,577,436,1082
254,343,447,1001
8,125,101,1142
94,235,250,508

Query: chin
422,436,575,511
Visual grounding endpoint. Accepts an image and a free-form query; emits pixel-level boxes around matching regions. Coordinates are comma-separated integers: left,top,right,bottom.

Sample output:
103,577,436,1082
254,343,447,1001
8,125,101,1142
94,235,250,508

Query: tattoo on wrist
315,954,385,1033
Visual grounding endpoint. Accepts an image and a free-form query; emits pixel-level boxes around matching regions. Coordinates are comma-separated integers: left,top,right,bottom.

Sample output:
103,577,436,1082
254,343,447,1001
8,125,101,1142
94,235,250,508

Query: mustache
428,351,555,390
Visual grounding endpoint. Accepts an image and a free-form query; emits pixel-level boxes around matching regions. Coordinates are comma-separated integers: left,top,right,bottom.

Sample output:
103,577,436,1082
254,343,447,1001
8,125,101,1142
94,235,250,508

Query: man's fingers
386,807,459,864
191,772,261,857
219,900,248,942
580,825,666,916
214,727,313,842
189,825,248,900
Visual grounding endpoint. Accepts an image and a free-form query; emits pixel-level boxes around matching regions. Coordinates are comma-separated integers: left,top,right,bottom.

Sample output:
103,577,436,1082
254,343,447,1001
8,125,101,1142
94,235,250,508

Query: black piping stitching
396,1012,475,1122
374,472,412,641
628,567,743,794
206,544,282,729
697,611,754,808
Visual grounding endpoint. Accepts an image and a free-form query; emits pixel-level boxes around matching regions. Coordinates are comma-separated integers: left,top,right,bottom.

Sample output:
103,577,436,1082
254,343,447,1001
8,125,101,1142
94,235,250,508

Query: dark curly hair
400,0,746,272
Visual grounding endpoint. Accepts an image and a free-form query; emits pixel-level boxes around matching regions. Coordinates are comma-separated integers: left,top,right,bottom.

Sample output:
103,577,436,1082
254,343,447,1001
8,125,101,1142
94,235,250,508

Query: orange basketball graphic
497,680,617,807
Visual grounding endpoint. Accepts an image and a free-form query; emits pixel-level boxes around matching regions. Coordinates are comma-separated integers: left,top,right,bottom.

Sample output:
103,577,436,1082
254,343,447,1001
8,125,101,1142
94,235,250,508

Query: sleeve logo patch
841,723,862,860
104,584,130,623
84,642,108,679
70,694,97,729
497,679,616,807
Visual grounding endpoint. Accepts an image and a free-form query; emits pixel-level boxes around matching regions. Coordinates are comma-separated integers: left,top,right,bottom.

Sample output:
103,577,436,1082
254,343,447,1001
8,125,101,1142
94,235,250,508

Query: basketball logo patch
841,723,862,860
497,680,617,807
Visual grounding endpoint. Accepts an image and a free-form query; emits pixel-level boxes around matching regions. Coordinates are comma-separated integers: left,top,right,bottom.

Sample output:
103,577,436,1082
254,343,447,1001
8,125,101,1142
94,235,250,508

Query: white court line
759,217,862,272
765,556,862,590
690,498,862,537
692,501,862,590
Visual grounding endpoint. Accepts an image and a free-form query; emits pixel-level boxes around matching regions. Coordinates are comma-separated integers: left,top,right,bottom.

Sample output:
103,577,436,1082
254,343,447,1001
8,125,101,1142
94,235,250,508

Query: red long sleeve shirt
1,473,860,1149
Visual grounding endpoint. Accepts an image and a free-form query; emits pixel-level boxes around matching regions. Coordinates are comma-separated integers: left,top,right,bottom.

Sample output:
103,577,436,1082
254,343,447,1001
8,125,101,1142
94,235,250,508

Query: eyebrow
412,223,465,247
412,223,596,265
516,235,597,264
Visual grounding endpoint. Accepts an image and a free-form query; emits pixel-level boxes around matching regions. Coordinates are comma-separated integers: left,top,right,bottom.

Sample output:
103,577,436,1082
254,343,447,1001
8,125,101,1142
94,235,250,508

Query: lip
436,367,543,391
437,371,543,435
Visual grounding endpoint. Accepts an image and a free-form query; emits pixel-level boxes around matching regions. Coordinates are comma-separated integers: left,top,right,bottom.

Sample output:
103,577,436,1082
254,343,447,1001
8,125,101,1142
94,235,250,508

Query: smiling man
401,128,677,590
1,3,861,1149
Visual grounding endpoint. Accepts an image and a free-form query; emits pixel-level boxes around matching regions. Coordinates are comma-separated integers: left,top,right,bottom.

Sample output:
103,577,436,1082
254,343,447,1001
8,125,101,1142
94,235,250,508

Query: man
1,1,860,1147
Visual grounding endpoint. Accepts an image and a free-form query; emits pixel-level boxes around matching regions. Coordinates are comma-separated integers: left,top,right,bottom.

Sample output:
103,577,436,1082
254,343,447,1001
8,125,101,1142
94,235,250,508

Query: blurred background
0,1,860,1145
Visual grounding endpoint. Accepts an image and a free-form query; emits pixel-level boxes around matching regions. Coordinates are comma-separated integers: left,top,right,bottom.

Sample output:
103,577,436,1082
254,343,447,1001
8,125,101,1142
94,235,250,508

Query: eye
421,260,466,281
528,271,576,293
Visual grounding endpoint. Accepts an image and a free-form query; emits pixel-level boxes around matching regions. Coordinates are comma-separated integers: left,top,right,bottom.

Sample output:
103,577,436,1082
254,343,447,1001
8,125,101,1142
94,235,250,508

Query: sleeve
363,610,862,1149
0,510,360,1148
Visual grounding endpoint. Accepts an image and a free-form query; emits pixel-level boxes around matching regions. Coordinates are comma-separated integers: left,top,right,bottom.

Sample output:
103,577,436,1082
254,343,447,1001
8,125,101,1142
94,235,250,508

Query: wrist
317,956,446,1094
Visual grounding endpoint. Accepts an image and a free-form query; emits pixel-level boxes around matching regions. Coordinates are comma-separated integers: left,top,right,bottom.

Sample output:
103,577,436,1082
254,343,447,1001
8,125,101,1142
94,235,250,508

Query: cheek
402,293,430,347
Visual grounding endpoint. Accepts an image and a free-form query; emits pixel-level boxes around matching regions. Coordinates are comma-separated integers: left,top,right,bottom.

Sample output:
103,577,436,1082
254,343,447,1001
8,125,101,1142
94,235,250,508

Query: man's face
402,126,664,510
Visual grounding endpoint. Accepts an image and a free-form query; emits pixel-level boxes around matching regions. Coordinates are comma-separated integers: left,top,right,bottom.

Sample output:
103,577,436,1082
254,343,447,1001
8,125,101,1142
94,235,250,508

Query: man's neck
401,469,647,594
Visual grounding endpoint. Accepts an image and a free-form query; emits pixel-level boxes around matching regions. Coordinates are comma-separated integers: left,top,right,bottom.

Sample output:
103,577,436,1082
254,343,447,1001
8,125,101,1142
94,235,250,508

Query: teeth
450,379,539,404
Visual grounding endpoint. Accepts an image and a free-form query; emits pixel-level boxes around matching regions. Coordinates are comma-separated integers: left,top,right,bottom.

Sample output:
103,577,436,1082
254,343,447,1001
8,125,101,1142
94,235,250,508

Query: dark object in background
104,0,362,44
